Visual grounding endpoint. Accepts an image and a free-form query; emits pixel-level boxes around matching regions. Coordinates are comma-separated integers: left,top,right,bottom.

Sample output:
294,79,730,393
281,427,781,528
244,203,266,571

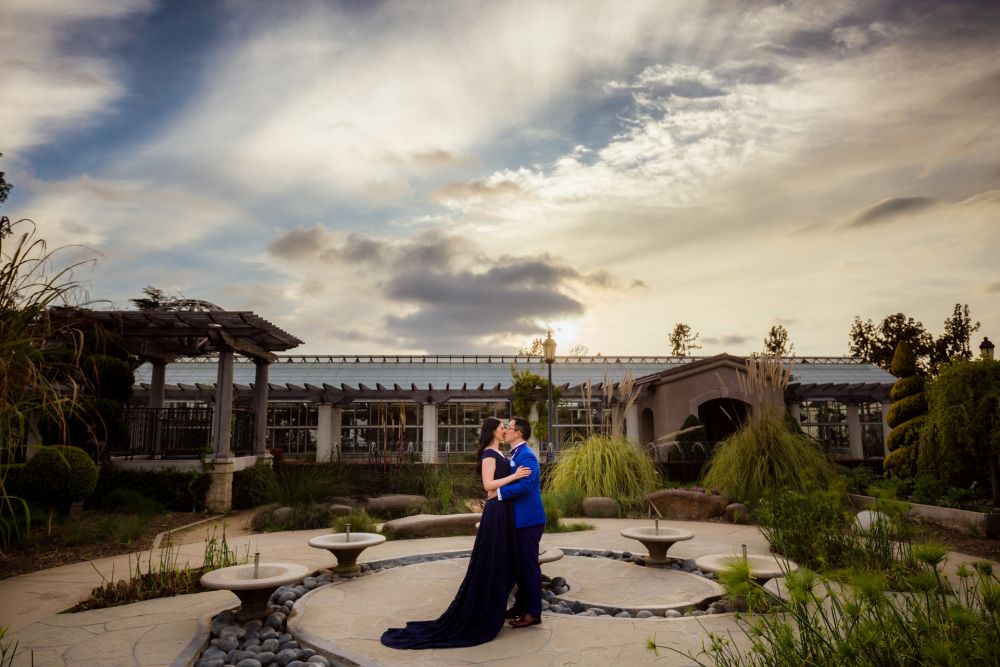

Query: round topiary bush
22,445,99,532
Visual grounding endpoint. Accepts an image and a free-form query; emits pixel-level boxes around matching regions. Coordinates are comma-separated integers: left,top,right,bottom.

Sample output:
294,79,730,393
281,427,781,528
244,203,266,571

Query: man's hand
487,490,497,499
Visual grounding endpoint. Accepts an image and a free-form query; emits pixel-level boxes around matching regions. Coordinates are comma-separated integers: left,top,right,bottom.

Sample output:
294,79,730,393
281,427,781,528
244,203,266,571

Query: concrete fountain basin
619,525,695,567
309,532,387,575
200,562,309,620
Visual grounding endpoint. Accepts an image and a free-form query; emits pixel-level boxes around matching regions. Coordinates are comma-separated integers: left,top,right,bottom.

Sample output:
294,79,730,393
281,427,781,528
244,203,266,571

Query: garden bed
0,510,203,579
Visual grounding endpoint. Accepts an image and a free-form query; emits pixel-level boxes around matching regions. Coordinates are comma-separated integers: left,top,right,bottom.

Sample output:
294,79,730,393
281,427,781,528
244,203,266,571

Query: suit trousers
512,523,544,617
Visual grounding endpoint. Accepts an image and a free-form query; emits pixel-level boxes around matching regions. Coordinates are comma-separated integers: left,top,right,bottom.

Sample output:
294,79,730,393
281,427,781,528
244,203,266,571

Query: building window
859,402,885,459
798,400,849,453
437,401,510,454
267,403,318,455
341,402,422,457
555,399,604,447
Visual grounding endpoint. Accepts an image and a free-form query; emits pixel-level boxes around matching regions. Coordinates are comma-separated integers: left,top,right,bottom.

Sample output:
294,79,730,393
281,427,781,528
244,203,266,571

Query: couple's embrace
380,416,547,649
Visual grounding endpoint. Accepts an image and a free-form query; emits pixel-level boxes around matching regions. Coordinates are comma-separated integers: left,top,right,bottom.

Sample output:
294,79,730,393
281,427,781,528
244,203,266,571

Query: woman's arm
481,457,531,492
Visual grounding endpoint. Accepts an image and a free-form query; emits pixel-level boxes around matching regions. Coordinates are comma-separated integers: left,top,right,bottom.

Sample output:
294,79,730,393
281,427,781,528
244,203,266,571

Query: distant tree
518,339,591,356
1,152,11,238
130,286,175,311
669,323,701,356
933,303,980,368
0,153,10,205
850,306,979,374
763,325,794,356
849,313,935,373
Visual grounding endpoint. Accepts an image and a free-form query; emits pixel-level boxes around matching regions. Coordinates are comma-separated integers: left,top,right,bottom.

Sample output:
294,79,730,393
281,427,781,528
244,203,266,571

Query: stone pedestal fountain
200,557,309,621
308,524,387,576
619,520,694,567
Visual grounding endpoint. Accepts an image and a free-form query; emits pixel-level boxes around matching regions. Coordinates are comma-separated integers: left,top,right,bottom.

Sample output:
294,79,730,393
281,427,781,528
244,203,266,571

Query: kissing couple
380,415,547,649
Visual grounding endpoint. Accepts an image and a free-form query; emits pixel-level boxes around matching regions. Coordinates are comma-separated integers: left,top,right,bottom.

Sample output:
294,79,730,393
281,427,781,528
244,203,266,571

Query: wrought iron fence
122,406,254,459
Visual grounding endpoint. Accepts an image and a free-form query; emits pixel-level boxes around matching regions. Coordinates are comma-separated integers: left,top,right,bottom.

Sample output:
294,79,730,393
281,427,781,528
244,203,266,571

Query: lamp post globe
980,336,995,361
543,331,557,452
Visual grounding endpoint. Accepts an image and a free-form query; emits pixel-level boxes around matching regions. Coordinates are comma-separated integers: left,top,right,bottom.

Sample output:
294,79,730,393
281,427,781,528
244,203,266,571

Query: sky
2,0,999,356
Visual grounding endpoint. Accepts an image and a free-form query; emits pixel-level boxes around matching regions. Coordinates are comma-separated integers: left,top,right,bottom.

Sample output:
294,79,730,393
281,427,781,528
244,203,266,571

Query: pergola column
253,360,270,457
212,349,235,457
625,403,640,445
331,406,342,463
846,404,863,460
422,403,438,463
148,361,166,409
881,401,892,457
316,404,333,462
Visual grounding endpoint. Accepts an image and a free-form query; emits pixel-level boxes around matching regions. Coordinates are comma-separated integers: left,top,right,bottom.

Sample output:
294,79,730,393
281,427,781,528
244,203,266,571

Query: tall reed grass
546,434,659,509
1,219,94,549
701,354,836,505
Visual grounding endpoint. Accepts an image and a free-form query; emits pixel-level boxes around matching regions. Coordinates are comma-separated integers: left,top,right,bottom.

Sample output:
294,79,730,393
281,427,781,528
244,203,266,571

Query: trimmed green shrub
886,414,925,452
889,375,925,402
232,461,279,509
885,341,927,479
886,393,928,429
21,445,98,533
545,435,659,509
91,466,209,512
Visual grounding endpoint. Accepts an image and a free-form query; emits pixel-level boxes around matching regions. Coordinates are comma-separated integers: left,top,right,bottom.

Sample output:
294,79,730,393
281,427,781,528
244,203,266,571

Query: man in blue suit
495,416,546,628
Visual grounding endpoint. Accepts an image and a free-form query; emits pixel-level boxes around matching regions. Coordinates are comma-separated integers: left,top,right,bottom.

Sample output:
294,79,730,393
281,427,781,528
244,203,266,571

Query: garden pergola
52,309,303,459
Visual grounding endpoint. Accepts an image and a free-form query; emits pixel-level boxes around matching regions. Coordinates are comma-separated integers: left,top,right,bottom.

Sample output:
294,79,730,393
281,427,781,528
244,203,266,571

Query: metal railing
121,406,254,459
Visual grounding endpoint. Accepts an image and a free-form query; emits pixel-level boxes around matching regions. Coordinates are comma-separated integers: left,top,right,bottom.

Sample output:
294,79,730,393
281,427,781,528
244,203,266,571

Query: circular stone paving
290,554,725,664
543,555,722,615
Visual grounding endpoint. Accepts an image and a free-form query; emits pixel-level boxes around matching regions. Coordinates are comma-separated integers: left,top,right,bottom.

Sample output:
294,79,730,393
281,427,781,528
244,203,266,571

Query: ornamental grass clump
651,555,1000,666
701,354,836,505
545,434,659,509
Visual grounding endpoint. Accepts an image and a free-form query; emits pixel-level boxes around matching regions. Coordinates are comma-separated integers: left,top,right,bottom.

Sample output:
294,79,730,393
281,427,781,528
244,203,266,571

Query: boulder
380,512,482,538
364,494,426,515
645,489,728,521
581,497,618,518
725,502,750,523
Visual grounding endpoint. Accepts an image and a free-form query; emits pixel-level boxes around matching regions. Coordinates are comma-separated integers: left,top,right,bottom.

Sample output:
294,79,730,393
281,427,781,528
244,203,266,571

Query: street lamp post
980,336,995,361
543,331,557,453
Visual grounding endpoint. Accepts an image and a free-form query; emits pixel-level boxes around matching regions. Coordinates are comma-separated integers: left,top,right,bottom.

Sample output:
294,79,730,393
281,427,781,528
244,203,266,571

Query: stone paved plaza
1,518,993,667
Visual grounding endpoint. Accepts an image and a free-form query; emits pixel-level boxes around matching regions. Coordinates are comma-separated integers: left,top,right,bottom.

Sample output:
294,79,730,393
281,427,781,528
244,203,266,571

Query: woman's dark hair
475,416,502,475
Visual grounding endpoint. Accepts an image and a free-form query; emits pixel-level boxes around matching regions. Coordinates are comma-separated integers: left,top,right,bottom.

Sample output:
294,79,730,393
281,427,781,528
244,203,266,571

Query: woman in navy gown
380,416,530,649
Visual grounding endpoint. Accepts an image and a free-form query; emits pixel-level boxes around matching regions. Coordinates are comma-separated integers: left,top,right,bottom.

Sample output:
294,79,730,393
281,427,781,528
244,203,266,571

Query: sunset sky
3,0,998,356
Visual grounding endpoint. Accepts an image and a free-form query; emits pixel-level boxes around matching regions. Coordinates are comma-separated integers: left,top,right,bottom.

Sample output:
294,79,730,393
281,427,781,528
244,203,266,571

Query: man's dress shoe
509,613,541,628
505,607,524,619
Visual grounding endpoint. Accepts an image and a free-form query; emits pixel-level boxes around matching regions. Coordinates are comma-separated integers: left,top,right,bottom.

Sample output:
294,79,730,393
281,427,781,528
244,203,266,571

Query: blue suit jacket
499,443,546,529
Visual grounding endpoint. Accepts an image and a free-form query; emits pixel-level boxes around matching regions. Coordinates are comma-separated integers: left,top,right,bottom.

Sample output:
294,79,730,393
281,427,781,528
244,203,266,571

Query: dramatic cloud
5,0,1000,355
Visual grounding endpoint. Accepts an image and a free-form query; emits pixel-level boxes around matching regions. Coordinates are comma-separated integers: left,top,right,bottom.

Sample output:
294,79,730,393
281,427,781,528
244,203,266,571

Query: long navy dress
380,449,517,649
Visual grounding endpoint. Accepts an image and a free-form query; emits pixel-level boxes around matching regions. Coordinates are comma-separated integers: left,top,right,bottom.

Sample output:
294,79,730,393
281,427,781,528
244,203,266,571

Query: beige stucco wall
636,361,755,443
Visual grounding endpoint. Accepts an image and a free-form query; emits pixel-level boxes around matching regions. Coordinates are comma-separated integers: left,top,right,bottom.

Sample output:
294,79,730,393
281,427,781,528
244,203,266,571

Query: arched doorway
640,408,655,445
697,398,750,442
